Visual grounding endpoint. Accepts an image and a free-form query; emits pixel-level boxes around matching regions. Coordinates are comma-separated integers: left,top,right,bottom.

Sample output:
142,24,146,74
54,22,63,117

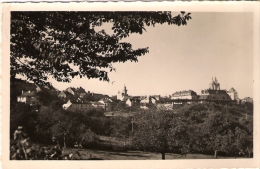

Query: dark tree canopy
11,11,191,85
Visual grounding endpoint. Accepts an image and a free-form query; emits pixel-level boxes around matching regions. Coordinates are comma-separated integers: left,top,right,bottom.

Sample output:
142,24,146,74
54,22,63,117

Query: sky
50,12,254,99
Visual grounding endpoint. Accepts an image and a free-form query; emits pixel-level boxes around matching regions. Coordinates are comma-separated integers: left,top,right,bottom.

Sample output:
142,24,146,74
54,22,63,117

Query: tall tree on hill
131,110,192,160
11,12,191,86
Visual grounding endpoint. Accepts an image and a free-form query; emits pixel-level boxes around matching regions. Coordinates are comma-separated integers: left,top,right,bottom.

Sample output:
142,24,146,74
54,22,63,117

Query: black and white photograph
1,2,260,168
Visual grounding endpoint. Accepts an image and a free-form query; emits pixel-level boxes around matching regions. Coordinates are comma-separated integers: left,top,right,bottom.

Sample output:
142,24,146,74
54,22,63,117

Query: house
65,87,76,95
130,97,141,108
111,95,117,100
62,100,72,110
241,97,253,103
149,97,157,104
172,90,198,100
79,91,104,102
227,87,239,101
58,91,74,100
74,87,86,94
157,97,171,104
140,96,150,104
92,102,105,110
150,95,161,101
62,100,95,112
125,98,132,107
98,97,114,111
79,93,87,99
17,90,40,106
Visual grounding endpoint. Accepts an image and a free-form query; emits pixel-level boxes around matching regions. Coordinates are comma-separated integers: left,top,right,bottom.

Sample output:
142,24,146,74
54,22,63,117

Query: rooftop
18,91,38,97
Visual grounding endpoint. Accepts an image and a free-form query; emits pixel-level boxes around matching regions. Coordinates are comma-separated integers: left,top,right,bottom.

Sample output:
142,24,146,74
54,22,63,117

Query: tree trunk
214,150,218,159
63,135,66,148
162,153,165,160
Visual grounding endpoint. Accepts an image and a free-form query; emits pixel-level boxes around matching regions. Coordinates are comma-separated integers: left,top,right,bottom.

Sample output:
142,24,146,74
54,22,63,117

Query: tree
131,110,190,160
220,127,248,158
11,12,191,86
198,104,253,158
110,116,132,147
10,102,37,140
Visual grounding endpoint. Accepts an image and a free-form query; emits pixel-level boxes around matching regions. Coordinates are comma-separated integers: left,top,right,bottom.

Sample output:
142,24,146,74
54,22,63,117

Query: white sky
50,12,254,99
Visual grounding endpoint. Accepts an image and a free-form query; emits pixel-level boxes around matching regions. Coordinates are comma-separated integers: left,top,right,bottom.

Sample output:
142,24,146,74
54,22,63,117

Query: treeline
10,101,253,159
130,102,253,159
10,101,114,147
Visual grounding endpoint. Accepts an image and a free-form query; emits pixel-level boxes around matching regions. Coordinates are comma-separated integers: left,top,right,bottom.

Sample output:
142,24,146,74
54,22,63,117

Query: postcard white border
1,2,260,169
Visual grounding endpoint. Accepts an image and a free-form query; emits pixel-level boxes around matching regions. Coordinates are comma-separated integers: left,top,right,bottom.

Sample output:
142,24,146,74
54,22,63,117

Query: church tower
117,84,128,100
209,77,220,90
123,84,128,96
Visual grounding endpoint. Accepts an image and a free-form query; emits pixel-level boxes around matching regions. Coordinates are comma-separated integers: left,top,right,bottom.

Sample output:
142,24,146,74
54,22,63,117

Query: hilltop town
14,77,253,113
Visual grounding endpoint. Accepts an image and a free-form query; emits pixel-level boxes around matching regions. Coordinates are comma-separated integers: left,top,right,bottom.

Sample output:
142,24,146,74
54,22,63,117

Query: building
78,91,105,102
62,100,103,112
92,102,105,110
199,89,232,102
241,97,253,103
172,90,198,100
140,96,150,105
65,87,76,95
58,91,74,100
129,97,141,108
150,95,161,101
117,85,128,101
209,77,220,90
17,90,40,106
98,97,114,111
125,98,132,107
74,87,86,94
227,87,239,101
199,77,233,103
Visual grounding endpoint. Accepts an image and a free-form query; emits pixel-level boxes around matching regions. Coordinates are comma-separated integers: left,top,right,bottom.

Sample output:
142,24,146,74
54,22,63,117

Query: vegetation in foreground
10,101,253,160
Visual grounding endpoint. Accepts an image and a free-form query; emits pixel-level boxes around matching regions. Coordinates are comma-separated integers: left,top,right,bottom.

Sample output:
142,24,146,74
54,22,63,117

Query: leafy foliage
11,12,191,85
110,116,132,140
131,110,180,159
10,103,37,140
189,103,253,157
10,99,253,160
10,129,83,160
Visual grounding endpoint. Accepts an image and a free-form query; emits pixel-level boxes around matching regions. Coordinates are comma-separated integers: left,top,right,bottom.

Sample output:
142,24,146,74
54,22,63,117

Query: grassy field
63,148,246,160
62,135,248,160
